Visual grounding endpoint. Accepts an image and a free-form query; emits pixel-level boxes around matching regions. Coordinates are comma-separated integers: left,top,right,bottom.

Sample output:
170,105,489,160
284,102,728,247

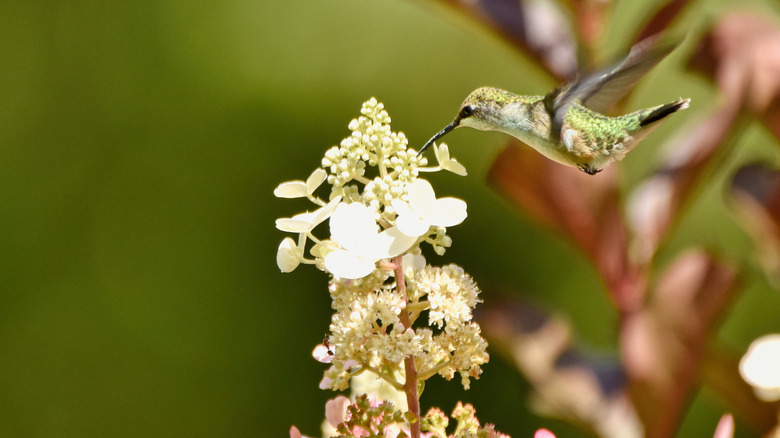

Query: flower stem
361,363,404,391
393,254,421,438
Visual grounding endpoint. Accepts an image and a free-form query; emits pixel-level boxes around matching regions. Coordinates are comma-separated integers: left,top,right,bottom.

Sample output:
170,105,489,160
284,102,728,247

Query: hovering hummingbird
419,37,690,175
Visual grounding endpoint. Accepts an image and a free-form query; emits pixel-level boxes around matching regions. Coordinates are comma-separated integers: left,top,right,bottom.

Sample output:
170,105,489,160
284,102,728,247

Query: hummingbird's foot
577,164,602,175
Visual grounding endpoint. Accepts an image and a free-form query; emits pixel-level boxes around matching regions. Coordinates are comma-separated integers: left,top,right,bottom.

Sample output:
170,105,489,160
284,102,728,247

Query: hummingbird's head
418,87,515,155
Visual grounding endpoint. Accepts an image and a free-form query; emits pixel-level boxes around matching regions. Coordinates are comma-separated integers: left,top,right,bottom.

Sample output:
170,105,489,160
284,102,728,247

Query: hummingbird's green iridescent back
559,103,655,172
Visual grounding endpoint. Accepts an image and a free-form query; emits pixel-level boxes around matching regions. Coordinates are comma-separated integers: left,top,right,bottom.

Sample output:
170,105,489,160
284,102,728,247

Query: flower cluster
275,98,467,279
319,262,488,392
278,99,498,438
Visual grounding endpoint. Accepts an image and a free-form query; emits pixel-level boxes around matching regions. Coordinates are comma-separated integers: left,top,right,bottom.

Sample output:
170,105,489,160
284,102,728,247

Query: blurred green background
1,0,779,436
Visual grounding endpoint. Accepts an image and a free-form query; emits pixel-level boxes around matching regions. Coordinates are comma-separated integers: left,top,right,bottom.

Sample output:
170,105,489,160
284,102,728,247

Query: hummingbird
419,37,690,175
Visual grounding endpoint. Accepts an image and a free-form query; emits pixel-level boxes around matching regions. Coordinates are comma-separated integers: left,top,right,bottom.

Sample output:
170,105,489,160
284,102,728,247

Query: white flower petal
276,238,301,272
310,239,337,258
434,143,451,162
275,214,317,233
330,202,379,254
402,253,426,272
392,199,429,237
312,196,342,227
427,197,468,227
434,144,468,176
395,209,430,237
374,226,419,258
312,344,334,363
324,249,376,279
306,168,328,195
274,181,307,198
407,179,436,213
276,196,342,233
442,159,468,176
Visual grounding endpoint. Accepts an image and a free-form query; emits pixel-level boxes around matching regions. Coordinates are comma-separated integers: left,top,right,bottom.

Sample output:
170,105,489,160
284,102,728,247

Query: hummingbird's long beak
418,120,459,156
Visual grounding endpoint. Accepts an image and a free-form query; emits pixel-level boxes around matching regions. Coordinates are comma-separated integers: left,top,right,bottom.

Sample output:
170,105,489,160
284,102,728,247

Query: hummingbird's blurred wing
544,35,679,141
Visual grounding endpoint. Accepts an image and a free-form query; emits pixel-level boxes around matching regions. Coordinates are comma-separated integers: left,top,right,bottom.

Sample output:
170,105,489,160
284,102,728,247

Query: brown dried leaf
433,0,577,80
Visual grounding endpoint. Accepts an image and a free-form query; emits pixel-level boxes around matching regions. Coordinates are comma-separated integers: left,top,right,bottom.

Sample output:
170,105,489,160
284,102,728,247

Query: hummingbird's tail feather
639,98,690,126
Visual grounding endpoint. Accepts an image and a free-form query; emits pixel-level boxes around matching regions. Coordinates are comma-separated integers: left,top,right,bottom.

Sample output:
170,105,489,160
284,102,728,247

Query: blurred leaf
623,250,740,438
555,0,612,51
688,11,780,140
730,162,780,288
711,413,734,438
627,104,741,263
628,11,780,263
478,297,643,438
489,141,637,307
432,0,578,80
633,0,692,43
701,345,779,435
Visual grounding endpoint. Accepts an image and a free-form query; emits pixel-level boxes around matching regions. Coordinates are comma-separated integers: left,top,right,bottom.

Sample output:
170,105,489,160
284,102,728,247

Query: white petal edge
443,159,468,176
427,197,468,227
312,196,342,227
434,143,451,162
306,168,328,194
374,226,419,259
324,249,376,279
274,181,307,198
402,253,426,272
275,216,316,233
392,199,429,237
407,179,436,213
276,238,301,272
395,210,430,237
312,344,334,363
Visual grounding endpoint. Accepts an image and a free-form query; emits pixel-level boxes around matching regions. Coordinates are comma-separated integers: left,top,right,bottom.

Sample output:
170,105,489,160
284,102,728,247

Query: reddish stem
393,255,421,438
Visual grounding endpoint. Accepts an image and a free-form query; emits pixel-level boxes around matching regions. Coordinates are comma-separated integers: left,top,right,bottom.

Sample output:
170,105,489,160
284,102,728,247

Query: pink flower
325,396,351,428
534,429,556,438
289,425,313,438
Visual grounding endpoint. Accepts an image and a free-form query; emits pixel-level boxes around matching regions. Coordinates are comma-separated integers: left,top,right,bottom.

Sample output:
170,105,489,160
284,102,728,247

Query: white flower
275,196,341,233
434,143,467,176
274,168,328,198
276,237,302,273
739,333,780,401
323,202,417,279
392,179,467,237
402,253,426,277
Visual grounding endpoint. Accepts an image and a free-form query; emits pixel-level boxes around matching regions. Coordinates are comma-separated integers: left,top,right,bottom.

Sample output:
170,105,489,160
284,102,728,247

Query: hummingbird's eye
459,105,473,118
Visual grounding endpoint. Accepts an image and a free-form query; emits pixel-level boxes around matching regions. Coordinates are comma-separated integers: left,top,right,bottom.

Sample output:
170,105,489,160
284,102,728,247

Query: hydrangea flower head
274,98,468,279
278,99,494,438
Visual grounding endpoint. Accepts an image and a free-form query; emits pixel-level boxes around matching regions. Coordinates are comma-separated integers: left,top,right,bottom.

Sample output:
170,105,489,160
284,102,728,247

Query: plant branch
393,254,421,438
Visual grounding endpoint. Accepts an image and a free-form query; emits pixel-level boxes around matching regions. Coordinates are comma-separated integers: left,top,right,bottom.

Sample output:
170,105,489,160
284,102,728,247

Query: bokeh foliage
1,0,778,437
